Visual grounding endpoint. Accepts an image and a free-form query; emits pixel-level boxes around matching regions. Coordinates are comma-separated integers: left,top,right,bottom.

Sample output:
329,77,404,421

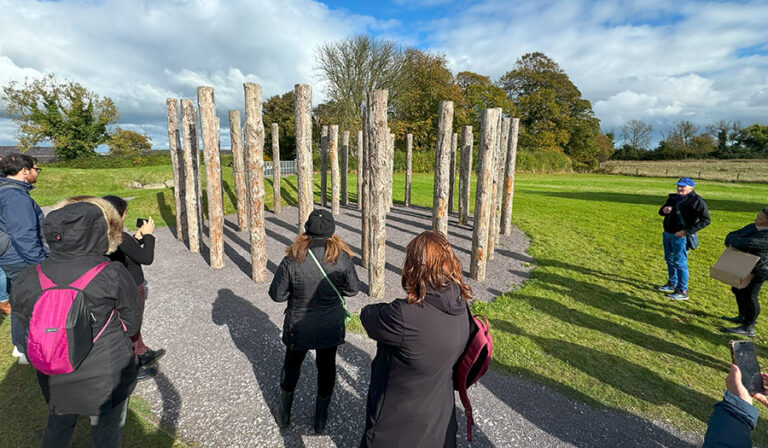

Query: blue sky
0,0,766,149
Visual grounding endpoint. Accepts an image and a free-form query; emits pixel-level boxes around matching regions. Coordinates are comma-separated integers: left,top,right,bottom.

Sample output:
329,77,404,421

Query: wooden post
501,118,519,235
165,98,186,241
448,132,458,214
405,133,413,207
387,132,394,213
320,125,328,208
361,109,370,269
229,110,248,231
432,100,454,235
458,125,473,226
341,130,349,206
493,117,511,248
367,90,389,298
243,83,268,281
330,125,340,216
487,109,504,260
180,99,200,253
470,108,499,281
197,87,225,269
295,84,314,233
356,130,363,210
272,123,281,214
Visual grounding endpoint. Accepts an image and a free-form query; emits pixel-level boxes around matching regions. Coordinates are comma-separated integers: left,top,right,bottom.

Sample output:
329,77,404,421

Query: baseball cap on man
676,177,695,187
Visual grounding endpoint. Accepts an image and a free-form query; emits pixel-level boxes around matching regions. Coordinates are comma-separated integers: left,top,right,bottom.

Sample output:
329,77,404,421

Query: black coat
659,191,711,234
360,284,470,448
109,231,155,285
725,223,768,281
268,238,359,350
10,199,141,416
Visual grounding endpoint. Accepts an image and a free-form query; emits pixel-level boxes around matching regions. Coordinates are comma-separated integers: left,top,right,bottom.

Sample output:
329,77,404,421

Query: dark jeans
131,283,148,356
41,399,129,448
733,278,764,326
280,345,338,397
2,261,33,353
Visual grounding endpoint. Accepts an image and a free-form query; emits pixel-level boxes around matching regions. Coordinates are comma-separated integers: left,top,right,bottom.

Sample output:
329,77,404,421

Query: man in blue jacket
0,153,47,361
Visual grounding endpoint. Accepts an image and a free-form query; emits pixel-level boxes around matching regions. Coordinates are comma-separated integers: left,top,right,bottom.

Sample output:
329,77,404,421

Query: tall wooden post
501,118,519,235
470,109,499,281
272,123,281,214
458,126,473,226
165,98,186,241
487,109,503,260
387,132,394,213
295,84,313,233
367,90,388,298
330,125,340,216
356,130,363,211
180,100,200,253
448,132,458,214
361,109,370,269
320,125,328,208
229,110,248,231
197,87,224,269
432,100,454,235
493,117,511,247
243,83,268,281
341,130,349,206
405,133,413,207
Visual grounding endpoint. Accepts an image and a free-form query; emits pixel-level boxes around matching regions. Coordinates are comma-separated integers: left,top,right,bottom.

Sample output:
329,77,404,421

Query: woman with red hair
360,230,472,447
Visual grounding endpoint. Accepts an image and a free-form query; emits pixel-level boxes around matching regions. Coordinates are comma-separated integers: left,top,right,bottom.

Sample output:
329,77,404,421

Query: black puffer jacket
725,223,768,281
268,237,359,350
659,191,711,234
10,197,141,415
360,284,470,448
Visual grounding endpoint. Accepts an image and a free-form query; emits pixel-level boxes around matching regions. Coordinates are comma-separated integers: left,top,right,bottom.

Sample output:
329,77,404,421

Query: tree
620,119,653,151
108,128,151,156
736,124,768,157
456,71,515,143
1,74,118,160
263,90,296,160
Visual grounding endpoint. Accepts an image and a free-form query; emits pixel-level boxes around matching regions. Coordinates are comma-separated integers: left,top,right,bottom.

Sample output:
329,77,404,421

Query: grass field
603,159,768,183
4,165,768,445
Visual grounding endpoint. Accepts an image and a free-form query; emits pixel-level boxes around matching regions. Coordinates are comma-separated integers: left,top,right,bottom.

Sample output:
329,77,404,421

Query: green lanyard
307,249,352,324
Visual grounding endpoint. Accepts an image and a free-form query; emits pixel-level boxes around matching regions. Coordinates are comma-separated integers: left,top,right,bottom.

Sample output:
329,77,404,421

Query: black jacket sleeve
110,263,142,337
340,255,360,297
361,300,406,347
689,197,711,234
725,225,768,252
119,233,155,265
269,257,292,303
703,391,758,448
658,196,674,216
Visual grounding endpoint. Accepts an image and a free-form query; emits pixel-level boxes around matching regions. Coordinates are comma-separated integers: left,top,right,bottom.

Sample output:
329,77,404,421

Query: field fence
601,160,768,183
264,160,297,176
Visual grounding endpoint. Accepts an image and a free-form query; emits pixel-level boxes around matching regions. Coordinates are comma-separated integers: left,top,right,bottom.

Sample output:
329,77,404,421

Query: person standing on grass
655,177,710,301
103,195,166,380
0,153,47,363
718,207,768,337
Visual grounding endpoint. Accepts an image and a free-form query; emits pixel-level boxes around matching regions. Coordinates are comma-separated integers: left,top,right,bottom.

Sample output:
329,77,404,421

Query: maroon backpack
453,305,493,442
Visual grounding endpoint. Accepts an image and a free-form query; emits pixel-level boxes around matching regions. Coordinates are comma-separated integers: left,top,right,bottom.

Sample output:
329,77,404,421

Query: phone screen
731,341,765,395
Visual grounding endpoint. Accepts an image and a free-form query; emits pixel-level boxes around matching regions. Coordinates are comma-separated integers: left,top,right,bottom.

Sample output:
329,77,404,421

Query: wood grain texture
294,84,314,233
341,130,349,206
330,125,340,216
448,132,458,214
470,108,499,281
180,99,200,253
229,110,248,231
272,122,281,215
356,130,363,211
166,98,186,241
458,125,473,226
432,100,454,235
198,86,224,269
366,90,389,298
244,83,268,281
501,118,519,235
405,133,413,207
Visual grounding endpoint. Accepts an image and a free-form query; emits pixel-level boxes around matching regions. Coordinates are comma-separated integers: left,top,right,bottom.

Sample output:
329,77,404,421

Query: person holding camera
103,196,165,380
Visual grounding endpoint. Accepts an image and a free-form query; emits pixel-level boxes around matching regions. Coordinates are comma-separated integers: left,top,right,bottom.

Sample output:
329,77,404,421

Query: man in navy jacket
704,364,767,447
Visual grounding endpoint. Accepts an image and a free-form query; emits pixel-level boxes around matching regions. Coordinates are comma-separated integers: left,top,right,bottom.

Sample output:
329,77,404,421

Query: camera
136,218,148,228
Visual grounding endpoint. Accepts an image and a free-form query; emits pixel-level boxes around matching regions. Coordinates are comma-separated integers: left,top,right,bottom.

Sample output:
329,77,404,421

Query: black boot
720,324,756,338
314,395,332,434
720,315,744,324
273,389,294,429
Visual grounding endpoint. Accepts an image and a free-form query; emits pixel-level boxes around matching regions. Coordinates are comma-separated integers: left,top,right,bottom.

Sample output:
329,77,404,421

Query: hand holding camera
135,216,155,238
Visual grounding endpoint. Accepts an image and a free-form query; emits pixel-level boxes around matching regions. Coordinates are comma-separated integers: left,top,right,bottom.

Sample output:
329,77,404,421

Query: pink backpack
27,262,114,375
453,306,493,442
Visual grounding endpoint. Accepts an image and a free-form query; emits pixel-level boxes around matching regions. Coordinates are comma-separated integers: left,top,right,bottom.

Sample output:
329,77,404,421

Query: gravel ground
131,204,702,447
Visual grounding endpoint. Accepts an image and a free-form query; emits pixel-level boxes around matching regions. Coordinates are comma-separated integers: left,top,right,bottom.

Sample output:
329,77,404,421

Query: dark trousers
2,261,33,353
733,279,764,325
280,346,338,397
41,399,128,448
130,283,148,356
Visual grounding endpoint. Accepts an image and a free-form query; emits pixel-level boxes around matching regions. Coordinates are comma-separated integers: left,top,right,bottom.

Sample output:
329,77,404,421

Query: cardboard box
710,247,760,289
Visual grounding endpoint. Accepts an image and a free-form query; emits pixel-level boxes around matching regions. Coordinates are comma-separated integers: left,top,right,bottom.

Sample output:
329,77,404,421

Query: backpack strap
69,262,110,290
307,249,352,324
93,309,116,343
36,265,56,290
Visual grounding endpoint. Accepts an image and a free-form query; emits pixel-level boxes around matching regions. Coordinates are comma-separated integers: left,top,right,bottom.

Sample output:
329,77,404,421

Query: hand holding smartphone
730,340,766,395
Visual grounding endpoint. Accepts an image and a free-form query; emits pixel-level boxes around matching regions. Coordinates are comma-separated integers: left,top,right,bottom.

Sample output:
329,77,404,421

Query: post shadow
155,191,178,240
221,180,238,209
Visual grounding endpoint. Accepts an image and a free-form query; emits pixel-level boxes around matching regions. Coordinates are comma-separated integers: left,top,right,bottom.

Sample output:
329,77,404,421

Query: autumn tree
108,128,151,155
456,71,515,141
263,90,296,160
1,74,118,160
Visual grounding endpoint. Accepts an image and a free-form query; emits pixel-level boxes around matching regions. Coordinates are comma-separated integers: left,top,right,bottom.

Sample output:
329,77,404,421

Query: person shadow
211,288,373,447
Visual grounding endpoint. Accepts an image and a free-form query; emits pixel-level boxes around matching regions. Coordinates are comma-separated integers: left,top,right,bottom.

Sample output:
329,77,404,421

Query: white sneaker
18,353,28,365
12,346,21,357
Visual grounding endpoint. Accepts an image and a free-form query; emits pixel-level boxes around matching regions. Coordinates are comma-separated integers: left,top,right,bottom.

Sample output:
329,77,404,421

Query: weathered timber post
229,110,248,231
341,130,349,206
501,118,519,235
448,132,458,214
243,83,268,281
295,84,314,232
320,125,328,208
180,99,200,252
361,109,370,269
387,132,394,213
458,125,473,226
356,130,363,210
367,90,389,298
470,108,499,281
487,109,503,260
432,100,454,235
330,125,340,216
165,98,186,241
272,123,281,214
405,133,413,207
492,117,511,248
197,87,225,269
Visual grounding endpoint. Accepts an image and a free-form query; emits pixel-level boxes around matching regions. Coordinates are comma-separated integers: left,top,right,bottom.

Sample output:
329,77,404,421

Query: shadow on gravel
212,288,373,447
152,371,182,436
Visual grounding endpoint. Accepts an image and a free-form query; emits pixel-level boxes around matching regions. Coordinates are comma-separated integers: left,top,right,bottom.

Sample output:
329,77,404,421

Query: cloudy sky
1,0,766,149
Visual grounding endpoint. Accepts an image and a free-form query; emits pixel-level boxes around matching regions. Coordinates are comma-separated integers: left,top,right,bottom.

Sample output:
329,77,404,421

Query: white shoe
18,353,28,365
12,346,21,357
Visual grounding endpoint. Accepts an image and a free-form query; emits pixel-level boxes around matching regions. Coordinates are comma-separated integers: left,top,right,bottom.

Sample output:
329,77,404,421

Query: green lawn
6,166,768,444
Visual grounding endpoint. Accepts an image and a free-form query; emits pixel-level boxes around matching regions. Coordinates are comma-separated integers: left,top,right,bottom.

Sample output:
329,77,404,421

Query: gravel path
132,204,702,447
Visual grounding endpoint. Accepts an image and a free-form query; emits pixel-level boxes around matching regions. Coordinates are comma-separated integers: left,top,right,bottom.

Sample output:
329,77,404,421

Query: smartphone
730,340,766,395
136,218,147,228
